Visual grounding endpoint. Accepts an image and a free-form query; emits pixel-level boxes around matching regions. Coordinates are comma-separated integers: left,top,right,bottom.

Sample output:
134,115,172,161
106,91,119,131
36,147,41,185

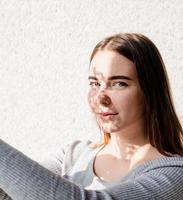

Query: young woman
0,33,183,199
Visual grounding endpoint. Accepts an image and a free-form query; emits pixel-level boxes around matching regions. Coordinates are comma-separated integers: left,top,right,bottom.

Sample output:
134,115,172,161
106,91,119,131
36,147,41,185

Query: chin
101,124,121,133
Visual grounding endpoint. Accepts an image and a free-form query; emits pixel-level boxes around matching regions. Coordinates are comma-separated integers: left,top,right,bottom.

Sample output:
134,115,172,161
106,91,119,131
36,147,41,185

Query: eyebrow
88,75,132,81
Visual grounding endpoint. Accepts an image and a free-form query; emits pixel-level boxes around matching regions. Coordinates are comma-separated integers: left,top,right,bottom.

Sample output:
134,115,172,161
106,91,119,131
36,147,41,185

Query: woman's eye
112,82,128,88
89,82,100,88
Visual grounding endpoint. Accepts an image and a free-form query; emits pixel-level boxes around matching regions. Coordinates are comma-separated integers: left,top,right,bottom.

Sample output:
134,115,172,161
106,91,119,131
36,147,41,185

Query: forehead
89,50,137,79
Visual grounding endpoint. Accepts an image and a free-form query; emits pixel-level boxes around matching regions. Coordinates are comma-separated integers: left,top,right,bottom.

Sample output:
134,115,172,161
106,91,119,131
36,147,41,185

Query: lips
97,112,118,120
98,112,118,116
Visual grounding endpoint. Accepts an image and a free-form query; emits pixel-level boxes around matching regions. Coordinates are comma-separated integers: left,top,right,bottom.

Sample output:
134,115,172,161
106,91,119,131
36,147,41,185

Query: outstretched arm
0,188,12,200
0,139,183,200
0,139,111,200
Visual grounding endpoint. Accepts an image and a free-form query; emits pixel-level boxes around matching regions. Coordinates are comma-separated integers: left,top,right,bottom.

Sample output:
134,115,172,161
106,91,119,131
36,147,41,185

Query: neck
108,135,148,160
105,125,149,160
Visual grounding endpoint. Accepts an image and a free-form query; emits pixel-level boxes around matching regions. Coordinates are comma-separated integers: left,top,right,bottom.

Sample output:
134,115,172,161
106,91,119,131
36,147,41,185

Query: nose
97,91,111,106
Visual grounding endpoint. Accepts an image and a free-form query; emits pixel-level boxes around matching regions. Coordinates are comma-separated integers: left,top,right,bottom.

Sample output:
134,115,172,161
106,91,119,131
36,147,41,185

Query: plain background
0,0,183,161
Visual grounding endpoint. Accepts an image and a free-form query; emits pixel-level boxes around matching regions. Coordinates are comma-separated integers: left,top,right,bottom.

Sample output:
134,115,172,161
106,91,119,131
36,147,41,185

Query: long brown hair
90,33,183,156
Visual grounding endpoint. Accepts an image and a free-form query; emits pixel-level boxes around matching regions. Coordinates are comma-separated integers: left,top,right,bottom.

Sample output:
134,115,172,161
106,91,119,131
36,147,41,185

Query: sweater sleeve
0,139,183,200
0,188,12,200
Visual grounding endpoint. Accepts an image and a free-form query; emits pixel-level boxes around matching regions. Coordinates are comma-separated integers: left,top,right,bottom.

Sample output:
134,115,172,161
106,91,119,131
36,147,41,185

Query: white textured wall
0,0,183,161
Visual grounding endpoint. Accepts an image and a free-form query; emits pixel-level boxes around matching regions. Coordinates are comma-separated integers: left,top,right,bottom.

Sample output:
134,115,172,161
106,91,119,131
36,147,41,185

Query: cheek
111,90,143,111
112,95,130,111
113,92,144,114
88,89,97,110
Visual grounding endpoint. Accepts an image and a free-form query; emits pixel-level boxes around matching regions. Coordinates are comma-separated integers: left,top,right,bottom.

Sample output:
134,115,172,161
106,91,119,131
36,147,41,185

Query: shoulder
135,156,183,190
147,155,183,180
49,140,96,162
42,140,98,175
117,156,183,199
63,140,97,160
143,156,183,199
146,155,183,170
59,140,99,174
123,155,183,184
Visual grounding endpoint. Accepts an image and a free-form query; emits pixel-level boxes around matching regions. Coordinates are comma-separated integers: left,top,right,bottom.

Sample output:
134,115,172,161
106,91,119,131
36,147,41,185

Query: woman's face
88,50,145,134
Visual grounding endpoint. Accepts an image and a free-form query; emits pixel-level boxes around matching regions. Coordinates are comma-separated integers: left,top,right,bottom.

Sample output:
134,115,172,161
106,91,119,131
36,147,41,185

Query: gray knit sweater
0,139,183,199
